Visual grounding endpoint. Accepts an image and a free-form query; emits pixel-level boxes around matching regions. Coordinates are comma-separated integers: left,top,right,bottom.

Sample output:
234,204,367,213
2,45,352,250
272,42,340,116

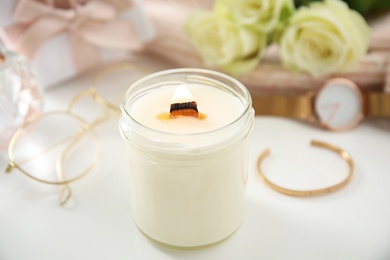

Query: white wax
127,141,248,247
128,83,244,134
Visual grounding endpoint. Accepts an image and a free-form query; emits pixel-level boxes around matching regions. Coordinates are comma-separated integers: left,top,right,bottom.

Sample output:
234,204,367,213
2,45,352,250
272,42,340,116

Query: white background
1,55,390,260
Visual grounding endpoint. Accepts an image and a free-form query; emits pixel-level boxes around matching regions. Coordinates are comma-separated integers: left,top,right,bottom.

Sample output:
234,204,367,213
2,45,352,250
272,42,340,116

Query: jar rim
120,68,253,137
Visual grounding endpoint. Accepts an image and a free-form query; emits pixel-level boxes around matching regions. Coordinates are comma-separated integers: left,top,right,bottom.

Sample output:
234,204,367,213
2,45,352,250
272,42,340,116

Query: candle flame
157,84,207,120
171,84,193,103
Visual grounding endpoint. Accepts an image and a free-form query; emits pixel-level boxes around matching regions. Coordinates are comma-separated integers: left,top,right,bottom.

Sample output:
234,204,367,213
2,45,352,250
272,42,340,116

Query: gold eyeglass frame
257,140,354,196
4,63,149,206
5,110,99,185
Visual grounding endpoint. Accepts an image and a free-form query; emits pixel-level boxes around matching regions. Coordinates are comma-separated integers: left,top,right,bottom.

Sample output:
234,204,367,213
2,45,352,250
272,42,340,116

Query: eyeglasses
4,63,150,207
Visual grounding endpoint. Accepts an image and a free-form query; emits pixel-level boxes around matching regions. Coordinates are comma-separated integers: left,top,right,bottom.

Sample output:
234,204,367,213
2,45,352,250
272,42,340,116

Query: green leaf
294,0,320,8
344,0,376,13
294,0,390,13
371,0,390,10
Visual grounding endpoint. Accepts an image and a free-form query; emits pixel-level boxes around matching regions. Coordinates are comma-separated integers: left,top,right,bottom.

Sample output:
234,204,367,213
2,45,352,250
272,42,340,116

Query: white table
1,57,390,260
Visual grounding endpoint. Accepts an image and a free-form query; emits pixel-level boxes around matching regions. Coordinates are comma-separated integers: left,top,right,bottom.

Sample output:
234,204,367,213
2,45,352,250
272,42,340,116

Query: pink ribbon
5,0,141,72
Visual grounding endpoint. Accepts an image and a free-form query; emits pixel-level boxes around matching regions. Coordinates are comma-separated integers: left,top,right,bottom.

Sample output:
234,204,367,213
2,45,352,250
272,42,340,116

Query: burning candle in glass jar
119,69,254,247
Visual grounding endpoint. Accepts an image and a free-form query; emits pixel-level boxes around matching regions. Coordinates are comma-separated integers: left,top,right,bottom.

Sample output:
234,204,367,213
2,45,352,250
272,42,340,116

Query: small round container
119,68,254,247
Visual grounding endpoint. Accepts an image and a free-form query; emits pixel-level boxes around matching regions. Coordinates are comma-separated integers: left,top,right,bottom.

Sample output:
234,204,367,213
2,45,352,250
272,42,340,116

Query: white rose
278,0,370,75
214,0,295,33
185,12,266,76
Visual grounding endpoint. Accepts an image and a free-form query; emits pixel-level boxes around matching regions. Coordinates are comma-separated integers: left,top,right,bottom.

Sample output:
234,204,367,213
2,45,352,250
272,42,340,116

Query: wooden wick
170,101,199,118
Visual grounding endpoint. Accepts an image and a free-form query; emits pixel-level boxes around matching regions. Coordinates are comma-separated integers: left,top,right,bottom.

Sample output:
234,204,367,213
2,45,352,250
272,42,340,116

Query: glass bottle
0,45,42,150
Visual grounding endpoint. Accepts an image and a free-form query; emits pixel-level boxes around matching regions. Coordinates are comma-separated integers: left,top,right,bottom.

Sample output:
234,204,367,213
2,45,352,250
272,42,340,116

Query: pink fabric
4,0,140,72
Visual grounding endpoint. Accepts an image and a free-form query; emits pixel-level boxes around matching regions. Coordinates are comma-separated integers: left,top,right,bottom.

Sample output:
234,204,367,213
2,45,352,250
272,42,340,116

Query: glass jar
119,68,254,247
0,46,42,150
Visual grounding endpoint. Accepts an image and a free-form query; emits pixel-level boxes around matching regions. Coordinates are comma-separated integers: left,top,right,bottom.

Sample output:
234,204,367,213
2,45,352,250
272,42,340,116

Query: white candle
119,69,254,247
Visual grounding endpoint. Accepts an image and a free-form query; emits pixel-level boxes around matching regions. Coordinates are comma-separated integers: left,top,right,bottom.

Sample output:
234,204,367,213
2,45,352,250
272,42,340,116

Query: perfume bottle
0,43,42,150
